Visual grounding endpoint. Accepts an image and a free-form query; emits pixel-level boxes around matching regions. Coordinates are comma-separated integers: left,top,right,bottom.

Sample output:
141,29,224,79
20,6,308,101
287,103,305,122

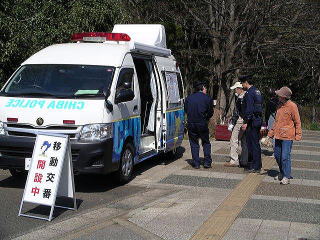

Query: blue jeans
274,139,293,178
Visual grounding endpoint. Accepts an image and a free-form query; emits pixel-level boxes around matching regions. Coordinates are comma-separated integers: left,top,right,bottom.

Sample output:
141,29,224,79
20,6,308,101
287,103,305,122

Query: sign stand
18,133,76,221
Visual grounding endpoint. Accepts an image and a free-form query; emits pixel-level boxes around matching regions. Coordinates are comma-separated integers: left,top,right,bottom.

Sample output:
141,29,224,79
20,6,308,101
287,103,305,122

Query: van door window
115,68,134,104
116,68,134,94
162,71,183,109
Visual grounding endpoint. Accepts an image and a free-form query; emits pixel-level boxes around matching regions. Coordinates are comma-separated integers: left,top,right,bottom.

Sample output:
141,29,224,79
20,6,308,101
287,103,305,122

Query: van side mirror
115,89,134,104
105,99,113,112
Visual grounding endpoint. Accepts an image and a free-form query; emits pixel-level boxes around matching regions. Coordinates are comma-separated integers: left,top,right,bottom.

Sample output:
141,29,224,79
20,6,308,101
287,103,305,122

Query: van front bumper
0,136,116,174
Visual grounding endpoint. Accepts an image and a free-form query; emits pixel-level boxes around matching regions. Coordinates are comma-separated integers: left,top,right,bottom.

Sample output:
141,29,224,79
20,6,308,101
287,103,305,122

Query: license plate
25,158,31,171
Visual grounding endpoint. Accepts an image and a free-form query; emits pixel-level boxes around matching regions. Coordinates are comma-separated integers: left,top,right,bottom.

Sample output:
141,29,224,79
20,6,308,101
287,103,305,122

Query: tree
0,0,129,84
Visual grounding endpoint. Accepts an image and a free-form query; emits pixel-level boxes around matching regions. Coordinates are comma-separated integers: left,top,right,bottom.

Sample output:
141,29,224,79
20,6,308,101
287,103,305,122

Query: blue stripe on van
166,109,184,151
112,117,141,163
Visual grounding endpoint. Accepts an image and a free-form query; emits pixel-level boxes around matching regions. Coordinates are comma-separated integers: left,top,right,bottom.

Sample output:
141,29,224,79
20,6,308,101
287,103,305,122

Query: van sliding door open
132,55,163,158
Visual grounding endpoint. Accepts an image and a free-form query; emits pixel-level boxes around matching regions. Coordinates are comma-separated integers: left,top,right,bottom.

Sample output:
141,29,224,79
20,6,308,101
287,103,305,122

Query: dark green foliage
0,0,128,84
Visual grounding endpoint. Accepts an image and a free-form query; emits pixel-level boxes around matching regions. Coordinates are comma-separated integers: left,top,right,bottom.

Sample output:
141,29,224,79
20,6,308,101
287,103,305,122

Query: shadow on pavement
133,146,185,177
267,169,279,177
0,146,186,193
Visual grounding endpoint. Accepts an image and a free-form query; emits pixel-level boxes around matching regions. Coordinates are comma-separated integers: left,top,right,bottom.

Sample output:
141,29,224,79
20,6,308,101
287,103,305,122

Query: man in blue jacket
184,81,213,169
240,75,263,173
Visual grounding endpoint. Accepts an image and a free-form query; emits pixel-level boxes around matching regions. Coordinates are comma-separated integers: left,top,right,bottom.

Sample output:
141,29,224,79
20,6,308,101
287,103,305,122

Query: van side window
162,71,183,109
177,73,184,100
116,68,134,95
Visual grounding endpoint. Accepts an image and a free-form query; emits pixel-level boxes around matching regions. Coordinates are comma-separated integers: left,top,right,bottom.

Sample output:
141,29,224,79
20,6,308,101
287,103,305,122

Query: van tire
117,142,134,184
9,169,27,178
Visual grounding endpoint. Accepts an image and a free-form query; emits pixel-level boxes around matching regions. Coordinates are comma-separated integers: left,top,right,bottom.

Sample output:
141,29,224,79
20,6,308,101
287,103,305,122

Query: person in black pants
240,75,264,173
184,81,213,169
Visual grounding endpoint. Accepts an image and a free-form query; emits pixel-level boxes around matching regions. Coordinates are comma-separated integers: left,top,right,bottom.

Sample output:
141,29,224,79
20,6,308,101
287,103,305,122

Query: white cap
230,81,243,90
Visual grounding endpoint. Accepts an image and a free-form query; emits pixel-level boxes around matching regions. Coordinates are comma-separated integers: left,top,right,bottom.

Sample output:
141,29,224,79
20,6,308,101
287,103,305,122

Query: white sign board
165,72,180,103
19,134,76,221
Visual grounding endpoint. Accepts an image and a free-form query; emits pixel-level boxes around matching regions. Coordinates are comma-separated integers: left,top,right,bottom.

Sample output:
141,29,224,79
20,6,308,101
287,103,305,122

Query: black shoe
187,160,200,169
204,164,212,169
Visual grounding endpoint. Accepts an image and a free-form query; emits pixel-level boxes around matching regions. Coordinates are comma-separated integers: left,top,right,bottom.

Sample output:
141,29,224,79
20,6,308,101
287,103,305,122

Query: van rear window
2,64,115,98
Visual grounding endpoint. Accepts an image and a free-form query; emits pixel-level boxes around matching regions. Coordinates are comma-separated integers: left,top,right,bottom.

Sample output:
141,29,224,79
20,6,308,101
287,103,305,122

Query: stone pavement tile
178,168,245,180
228,218,262,232
291,169,320,181
74,222,145,240
222,229,257,240
288,222,320,240
294,141,320,147
292,153,320,161
257,219,290,235
251,194,298,203
292,145,320,152
292,161,320,169
48,216,89,232
300,135,320,141
239,199,320,224
128,207,165,225
184,163,247,175
79,207,122,220
254,232,288,240
12,229,58,240
159,174,240,189
301,179,320,187
255,182,320,200
296,198,320,205
129,187,230,240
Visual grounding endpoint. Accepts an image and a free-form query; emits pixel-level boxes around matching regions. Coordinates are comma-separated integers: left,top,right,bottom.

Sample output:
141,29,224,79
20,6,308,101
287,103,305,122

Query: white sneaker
280,177,289,185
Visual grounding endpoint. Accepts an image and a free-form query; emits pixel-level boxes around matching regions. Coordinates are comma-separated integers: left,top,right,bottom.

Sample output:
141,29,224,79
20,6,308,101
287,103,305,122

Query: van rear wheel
117,143,134,183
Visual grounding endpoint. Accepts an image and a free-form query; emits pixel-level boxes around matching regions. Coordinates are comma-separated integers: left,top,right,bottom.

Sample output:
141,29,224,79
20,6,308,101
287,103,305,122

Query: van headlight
79,123,113,141
0,122,7,135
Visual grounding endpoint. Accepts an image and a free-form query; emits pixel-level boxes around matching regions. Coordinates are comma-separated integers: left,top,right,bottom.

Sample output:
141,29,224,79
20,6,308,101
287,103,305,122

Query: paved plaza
1,130,319,240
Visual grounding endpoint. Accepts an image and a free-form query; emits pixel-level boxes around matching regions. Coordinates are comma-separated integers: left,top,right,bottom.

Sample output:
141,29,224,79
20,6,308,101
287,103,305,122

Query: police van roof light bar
71,32,131,42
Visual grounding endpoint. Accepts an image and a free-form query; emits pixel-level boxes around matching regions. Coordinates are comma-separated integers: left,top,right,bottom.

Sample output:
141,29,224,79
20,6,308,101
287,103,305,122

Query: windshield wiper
72,94,105,98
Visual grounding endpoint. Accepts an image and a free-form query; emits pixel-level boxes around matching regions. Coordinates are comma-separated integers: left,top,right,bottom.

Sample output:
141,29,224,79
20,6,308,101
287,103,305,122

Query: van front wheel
117,143,134,183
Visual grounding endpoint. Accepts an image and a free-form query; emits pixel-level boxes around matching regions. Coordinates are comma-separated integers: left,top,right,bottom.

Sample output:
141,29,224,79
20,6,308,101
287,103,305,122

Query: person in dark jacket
185,81,213,169
240,75,264,173
265,88,279,131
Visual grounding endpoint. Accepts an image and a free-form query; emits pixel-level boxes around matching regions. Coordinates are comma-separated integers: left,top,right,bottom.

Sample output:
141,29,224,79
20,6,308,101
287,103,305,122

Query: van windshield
1,64,115,98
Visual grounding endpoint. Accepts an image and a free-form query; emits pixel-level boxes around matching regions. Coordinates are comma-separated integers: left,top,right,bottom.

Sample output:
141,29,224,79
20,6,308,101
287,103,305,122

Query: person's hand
295,135,302,141
227,124,234,131
241,124,247,130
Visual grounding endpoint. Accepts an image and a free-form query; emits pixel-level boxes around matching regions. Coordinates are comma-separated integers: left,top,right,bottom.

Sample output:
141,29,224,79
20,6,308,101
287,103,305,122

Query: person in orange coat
266,86,302,185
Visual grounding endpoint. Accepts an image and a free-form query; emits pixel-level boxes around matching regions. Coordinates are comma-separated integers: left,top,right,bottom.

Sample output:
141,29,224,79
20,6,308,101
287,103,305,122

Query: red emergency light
7,118,18,122
63,120,75,125
71,32,131,42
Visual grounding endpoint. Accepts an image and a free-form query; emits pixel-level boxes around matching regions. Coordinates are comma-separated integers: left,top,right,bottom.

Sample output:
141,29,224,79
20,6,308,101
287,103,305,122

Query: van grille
5,123,80,139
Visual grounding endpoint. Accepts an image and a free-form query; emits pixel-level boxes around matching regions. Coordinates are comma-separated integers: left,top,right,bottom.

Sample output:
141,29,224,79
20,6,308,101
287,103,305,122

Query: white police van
0,24,185,182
